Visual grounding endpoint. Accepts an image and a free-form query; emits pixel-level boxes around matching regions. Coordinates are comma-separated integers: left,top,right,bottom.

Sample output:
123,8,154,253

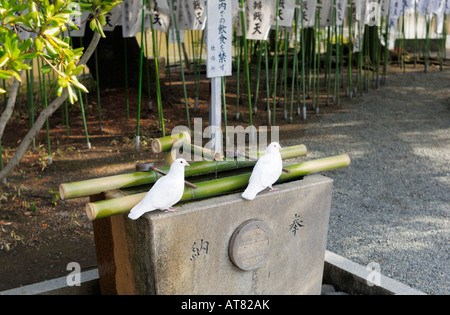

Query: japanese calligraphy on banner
206,0,232,78
67,10,90,37
380,0,390,17
336,0,348,26
245,0,274,40
180,0,207,30
320,0,333,27
302,0,317,28
278,0,296,27
122,0,145,37
150,0,171,32
103,3,122,32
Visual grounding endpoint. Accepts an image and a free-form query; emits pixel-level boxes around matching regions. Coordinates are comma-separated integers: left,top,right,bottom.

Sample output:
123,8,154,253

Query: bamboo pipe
60,144,307,200
85,154,350,221
151,132,191,153
173,141,222,161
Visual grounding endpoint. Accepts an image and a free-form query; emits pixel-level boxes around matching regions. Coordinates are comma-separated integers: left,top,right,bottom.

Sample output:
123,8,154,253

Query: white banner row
13,0,449,39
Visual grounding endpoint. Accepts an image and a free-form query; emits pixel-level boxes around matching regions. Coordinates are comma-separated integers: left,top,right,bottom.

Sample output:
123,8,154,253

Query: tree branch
0,32,102,183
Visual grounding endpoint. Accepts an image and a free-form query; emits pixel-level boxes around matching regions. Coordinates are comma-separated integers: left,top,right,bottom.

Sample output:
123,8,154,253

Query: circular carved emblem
228,219,273,271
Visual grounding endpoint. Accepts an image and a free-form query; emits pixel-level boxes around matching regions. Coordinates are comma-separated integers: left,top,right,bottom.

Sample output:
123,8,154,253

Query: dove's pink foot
269,187,279,192
164,207,177,213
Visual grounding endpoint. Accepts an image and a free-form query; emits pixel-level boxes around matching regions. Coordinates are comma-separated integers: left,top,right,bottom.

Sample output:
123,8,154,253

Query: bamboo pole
272,0,281,126
135,0,147,152
148,1,165,136
124,38,130,119
264,41,271,125
174,141,222,161
94,48,103,131
60,144,307,200
151,131,192,153
239,0,254,125
290,1,300,122
301,0,306,120
170,0,191,132
85,154,350,220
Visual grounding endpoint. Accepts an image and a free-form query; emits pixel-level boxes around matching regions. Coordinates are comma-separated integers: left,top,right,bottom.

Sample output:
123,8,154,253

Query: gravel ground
284,70,449,295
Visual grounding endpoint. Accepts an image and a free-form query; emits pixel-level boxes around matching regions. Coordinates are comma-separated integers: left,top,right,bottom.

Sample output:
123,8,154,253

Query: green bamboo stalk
425,17,430,73
77,88,91,150
222,76,228,128
347,1,353,97
334,1,340,105
301,0,306,120
151,131,192,153
135,0,147,152
148,1,165,136
326,24,332,105
60,144,308,200
290,2,300,122
170,0,191,132
94,48,103,131
85,154,350,220
239,0,253,126
253,41,263,113
41,63,52,162
236,36,241,119
165,32,172,86
124,38,130,120
272,0,280,126
144,29,153,112
264,41,271,125
25,70,36,148
282,28,288,120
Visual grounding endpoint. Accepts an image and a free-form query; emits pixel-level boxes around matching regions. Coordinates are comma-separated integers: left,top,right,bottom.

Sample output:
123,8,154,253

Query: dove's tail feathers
128,203,156,220
242,183,263,200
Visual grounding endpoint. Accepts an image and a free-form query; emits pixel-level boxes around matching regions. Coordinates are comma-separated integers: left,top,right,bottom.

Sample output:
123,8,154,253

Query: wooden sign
206,0,232,78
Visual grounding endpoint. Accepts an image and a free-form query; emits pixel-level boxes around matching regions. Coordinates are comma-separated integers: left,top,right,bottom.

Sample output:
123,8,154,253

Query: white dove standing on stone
242,142,283,200
128,158,190,220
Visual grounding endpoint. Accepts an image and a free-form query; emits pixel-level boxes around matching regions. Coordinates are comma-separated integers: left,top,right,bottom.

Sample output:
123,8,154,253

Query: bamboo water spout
85,154,350,221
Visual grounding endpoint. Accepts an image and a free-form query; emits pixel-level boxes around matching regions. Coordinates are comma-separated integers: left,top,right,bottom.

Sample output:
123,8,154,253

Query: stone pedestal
92,174,333,295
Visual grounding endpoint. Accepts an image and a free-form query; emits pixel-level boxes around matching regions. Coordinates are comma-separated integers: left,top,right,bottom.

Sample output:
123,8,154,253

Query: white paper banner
150,0,171,32
336,0,348,26
103,3,122,32
207,0,232,78
67,10,90,37
179,0,207,30
244,0,274,40
302,0,317,28
320,0,333,27
278,0,296,27
417,0,431,15
380,0,390,17
122,0,143,37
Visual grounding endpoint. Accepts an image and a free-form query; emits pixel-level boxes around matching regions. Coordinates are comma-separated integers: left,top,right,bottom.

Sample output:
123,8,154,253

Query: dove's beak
279,146,282,151
186,162,190,166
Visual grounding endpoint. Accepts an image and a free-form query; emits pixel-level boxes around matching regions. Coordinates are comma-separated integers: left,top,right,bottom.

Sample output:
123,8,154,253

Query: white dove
242,142,283,200
128,158,190,220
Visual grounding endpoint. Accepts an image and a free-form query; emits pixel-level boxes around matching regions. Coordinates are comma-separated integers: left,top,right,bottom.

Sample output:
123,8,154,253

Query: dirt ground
0,61,446,291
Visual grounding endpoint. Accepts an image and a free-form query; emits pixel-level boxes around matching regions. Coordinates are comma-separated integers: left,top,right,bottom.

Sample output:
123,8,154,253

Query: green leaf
21,52,39,59
0,54,9,67
40,64,52,74
0,69,13,79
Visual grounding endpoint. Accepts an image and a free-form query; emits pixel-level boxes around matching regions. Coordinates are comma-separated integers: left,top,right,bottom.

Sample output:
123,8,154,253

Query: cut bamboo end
86,203,97,221
151,132,191,153
59,184,67,201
